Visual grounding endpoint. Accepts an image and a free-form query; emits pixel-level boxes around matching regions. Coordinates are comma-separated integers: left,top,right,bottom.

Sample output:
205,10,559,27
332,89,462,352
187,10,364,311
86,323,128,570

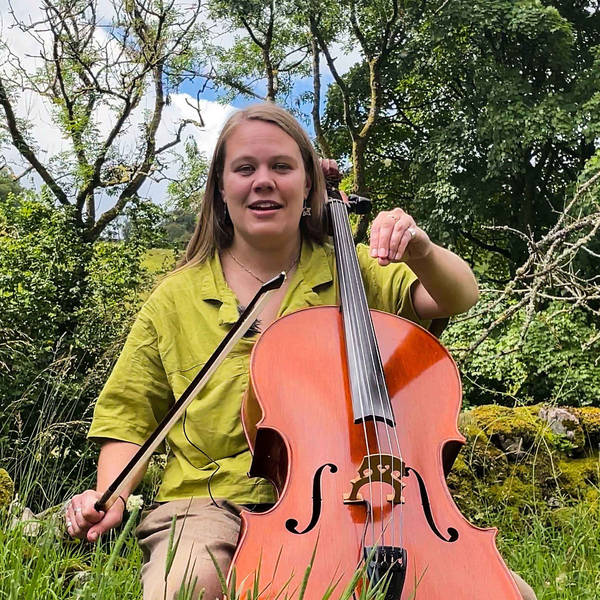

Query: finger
394,228,416,262
370,210,406,258
88,507,123,543
387,216,412,261
66,503,85,539
65,503,74,537
374,216,399,261
80,501,104,526
71,502,88,530
370,218,382,257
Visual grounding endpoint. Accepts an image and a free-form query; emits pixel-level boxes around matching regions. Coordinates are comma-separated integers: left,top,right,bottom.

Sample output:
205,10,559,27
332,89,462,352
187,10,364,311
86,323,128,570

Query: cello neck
327,198,394,426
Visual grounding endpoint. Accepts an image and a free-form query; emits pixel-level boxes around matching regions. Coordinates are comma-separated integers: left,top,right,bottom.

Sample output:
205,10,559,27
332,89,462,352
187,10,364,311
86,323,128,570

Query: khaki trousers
135,498,241,600
135,498,537,600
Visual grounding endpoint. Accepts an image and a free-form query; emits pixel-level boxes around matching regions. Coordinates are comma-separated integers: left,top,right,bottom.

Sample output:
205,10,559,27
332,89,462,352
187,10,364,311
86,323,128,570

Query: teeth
251,203,280,209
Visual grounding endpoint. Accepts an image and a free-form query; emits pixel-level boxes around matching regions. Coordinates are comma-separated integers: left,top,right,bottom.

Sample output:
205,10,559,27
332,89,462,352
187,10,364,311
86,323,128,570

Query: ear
304,174,311,199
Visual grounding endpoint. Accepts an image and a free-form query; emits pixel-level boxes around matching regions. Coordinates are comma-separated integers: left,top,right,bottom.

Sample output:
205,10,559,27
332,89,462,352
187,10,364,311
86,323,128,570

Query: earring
301,198,311,217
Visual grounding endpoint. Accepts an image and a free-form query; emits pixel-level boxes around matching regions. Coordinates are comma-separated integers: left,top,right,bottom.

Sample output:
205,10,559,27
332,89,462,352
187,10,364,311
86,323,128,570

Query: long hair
179,103,327,268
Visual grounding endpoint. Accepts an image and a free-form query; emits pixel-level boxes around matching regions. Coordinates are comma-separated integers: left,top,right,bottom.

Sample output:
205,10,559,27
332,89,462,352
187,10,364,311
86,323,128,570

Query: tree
442,155,600,407
202,0,414,241
324,0,600,272
311,0,410,240
0,0,202,242
202,0,311,103
0,186,167,505
0,0,200,503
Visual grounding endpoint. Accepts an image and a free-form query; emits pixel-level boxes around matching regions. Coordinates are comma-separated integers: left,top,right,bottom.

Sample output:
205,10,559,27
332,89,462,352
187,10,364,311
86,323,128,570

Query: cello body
231,306,522,599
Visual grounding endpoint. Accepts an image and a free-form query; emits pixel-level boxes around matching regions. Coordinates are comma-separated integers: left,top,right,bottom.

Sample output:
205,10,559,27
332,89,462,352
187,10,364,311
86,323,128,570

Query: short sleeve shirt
88,241,428,504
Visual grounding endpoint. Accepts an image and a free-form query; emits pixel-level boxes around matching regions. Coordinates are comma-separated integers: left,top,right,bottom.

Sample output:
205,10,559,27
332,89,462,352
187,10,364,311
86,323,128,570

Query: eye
235,164,254,175
273,163,291,171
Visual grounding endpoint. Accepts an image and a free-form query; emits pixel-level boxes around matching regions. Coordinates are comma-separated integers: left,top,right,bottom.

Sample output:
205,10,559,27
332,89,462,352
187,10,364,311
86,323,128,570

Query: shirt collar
195,253,226,302
195,240,335,325
197,240,334,296
297,238,334,291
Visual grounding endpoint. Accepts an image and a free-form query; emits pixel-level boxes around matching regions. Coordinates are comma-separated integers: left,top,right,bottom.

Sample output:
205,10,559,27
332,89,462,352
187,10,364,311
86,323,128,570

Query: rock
556,456,600,497
0,468,14,507
8,498,63,538
495,433,525,457
449,404,600,527
11,506,41,536
538,406,585,454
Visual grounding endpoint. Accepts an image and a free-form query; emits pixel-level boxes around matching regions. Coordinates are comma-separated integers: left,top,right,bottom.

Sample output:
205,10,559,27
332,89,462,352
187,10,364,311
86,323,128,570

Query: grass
496,501,600,599
0,505,143,599
1,490,599,599
141,248,176,274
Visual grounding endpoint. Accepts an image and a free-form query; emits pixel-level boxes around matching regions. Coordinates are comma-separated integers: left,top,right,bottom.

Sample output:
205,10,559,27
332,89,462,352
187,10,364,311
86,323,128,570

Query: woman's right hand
65,490,125,542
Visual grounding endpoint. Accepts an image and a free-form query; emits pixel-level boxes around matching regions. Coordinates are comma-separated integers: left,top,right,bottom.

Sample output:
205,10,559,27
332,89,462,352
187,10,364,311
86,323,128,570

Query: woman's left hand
369,208,432,266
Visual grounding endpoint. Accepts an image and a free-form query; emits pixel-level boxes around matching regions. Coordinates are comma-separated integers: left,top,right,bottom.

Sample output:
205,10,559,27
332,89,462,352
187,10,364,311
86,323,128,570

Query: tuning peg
347,194,372,215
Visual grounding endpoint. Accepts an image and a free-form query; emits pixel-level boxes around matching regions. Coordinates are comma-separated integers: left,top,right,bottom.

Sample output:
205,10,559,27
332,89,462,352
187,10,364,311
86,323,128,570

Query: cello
230,162,521,599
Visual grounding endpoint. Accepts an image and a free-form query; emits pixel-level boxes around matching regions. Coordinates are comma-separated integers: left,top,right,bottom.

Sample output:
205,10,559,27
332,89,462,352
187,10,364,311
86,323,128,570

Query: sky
0,0,359,214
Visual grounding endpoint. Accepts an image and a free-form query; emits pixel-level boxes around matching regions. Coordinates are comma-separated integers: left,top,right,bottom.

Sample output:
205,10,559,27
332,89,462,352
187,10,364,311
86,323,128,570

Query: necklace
228,249,300,284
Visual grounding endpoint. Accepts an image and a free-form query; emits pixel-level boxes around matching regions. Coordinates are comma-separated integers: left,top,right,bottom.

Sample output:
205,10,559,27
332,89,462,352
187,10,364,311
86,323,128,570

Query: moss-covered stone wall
448,404,600,527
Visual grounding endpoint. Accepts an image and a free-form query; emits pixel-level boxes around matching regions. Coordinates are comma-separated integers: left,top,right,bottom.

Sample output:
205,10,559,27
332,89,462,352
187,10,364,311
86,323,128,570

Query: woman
66,103,534,600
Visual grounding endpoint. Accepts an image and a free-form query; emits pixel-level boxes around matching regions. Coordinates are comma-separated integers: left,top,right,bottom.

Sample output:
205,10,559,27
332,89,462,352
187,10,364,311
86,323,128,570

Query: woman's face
219,119,311,249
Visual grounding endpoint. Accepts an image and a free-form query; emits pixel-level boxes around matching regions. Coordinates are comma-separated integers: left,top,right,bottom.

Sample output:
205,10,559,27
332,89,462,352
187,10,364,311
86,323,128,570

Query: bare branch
454,166,600,356
0,75,70,205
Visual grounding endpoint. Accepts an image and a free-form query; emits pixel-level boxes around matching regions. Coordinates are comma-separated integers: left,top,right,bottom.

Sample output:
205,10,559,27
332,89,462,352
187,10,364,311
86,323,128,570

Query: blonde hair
179,103,327,268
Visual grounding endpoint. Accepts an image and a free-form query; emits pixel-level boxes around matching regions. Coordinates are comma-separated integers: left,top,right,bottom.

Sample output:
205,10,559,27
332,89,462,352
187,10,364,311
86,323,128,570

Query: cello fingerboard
327,198,395,427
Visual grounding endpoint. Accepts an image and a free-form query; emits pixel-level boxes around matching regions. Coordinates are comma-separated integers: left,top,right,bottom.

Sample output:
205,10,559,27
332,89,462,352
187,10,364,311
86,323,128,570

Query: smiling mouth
248,202,282,211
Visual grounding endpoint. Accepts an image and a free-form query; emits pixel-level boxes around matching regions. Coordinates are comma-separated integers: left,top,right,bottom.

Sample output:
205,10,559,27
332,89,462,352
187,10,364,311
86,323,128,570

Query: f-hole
406,466,459,542
285,463,338,535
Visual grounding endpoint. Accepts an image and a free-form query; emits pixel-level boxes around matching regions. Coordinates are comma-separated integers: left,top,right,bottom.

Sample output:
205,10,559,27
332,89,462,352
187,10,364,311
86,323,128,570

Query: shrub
0,190,167,509
443,294,600,408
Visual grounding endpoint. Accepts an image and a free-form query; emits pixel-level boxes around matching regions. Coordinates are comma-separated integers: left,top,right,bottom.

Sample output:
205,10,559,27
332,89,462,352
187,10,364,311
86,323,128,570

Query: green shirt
88,241,427,504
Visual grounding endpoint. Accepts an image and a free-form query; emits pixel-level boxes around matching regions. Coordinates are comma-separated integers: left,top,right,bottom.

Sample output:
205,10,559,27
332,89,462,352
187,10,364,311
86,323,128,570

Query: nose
252,165,275,193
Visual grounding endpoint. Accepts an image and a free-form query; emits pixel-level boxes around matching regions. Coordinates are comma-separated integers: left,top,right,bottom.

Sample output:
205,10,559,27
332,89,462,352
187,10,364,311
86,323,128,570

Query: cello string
332,199,405,551
336,201,395,550
346,203,407,551
331,200,385,547
329,201,376,543
357,274,405,552
340,207,393,545
341,206,392,549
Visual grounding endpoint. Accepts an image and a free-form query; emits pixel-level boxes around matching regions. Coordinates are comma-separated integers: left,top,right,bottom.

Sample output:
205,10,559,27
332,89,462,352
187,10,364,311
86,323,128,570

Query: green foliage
142,248,176,274
0,468,14,508
324,0,600,272
443,296,600,407
160,210,197,248
0,190,165,509
0,169,23,202
166,138,209,210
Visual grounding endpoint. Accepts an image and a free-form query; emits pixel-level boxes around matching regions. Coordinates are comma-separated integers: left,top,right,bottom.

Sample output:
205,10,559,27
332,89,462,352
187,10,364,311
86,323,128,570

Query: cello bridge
343,454,406,504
